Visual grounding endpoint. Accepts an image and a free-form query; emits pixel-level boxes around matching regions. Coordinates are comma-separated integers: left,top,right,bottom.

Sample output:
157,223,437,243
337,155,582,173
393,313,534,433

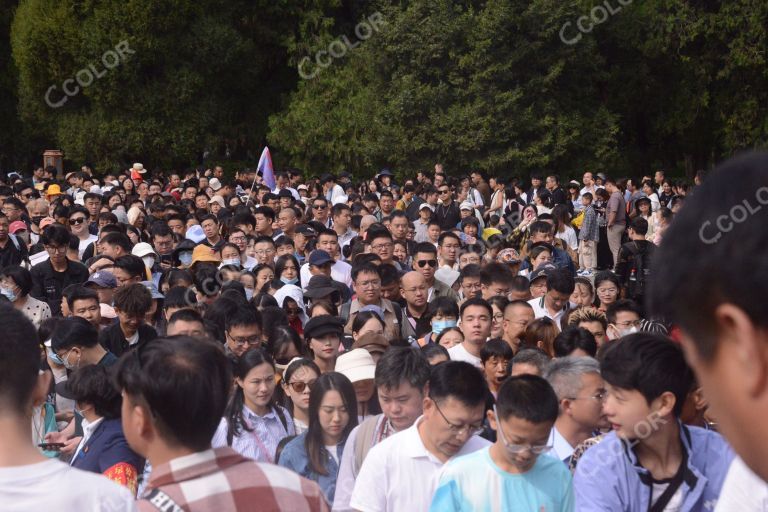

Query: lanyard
243,409,285,464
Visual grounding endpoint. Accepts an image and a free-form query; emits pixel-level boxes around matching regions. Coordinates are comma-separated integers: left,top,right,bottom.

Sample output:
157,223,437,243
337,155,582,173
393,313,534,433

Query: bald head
400,271,428,309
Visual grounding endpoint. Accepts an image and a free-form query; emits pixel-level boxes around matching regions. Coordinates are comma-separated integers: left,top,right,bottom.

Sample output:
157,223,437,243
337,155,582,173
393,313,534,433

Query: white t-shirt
78,235,98,259
350,417,489,512
556,226,578,251
447,343,482,369
0,458,136,511
300,260,353,290
715,456,768,511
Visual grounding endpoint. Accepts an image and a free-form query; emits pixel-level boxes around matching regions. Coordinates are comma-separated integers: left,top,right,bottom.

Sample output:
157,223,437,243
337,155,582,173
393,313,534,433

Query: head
545,356,607,433
567,307,608,347
481,339,514,390
282,358,321,414
459,297,493,346
570,278,594,308
66,287,102,329
113,283,153,333
412,243,438,283
459,264,482,300
553,327,598,358
502,300,535,351
438,232,461,265
521,318,559,357
40,224,71,265
544,269,575,313
352,263,382,305
166,309,206,338
510,348,551,377
305,372,358,474
480,263,514,299
351,310,385,341
400,271,428,310
606,299,642,340
224,307,263,358
375,347,430,431
594,271,620,309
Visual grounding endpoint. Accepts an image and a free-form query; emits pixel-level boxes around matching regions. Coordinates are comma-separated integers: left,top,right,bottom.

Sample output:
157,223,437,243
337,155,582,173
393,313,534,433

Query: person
527,268,574,325
0,212,29,268
435,326,464,349
67,286,102,329
604,177,626,270
98,283,157,357
0,305,136,510
279,372,358,504
282,358,321,435
421,343,450,365
479,262,514,300
412,242,459,301
399,271,431,341
341,263,400,340
335,349,379,422
212,348,295,462
222,306,262,358
487,295,509,340
521,317,559,357
50,316,118,368
569,276,594,308
448,297,493,368
56,365,143,493
430,375,573,511
333,346,430,511
480,339,513,398
605,299,642,341
457,263,482,301
417,296,459,347
165,309,207,338
543,357,607,464
1,264,51,329
349,361,490,512
305,315,345,374
509,348,550,377
567,307,608,347
553,327,598,358
615,217,655,310
577,192,599,276
501,300,535,354
573,334,733,511
31,224,90,315
593,271,619,313
115,335,328,511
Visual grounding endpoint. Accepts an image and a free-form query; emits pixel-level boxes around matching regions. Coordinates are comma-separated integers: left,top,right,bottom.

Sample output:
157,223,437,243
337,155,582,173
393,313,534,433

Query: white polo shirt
349,416,489,512
527,296,575,326
546,425,574,463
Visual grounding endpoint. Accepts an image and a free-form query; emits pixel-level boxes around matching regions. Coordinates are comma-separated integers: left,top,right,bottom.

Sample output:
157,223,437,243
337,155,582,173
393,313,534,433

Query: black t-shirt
30,260,90,316
0,235,28,269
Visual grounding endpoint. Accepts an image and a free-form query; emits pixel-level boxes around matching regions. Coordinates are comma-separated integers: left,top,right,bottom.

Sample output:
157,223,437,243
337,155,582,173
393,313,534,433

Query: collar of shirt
547,425,574,462
403,416,442,464
80,416,104,443
243,405,278,423
349,298,394,316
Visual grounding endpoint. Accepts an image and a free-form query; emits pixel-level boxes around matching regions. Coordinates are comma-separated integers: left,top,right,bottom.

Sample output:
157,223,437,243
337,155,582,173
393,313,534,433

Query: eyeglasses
227,332,261,347
371,242,393,251
493,406,553,455
69,217,86,225
416,259,437,268
432,398,484,438
492,313,504,321
356,279,381,289
287,380,316,393
45,245,67,253
254,249,275,256
230,236,246,243
615,320,641,328
313,204,327,210
566,390,607,403
439,189,450,194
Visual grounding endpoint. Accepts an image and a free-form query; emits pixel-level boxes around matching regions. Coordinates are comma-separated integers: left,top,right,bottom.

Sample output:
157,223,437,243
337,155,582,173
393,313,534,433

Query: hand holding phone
37,442,64,451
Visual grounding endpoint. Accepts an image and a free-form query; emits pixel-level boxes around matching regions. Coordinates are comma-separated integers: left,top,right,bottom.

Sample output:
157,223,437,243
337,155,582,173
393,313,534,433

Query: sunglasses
287,380,316,393
313,204,327,210
416,259,437,268
69,217,86,225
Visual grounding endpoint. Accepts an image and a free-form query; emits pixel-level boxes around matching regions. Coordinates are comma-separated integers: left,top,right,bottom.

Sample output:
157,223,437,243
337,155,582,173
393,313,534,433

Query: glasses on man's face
45,245,67,254
416,259,437,268
357,279,381,289
615,320,641,329
230,236,246,243
566,390,607,403
1,207,17,214
227,332,261,347
432,398,484,438
287,380,316,393
493,406,552,455
439,189,450,195
254,249,275,256
371,242,393,251
69,217,86,225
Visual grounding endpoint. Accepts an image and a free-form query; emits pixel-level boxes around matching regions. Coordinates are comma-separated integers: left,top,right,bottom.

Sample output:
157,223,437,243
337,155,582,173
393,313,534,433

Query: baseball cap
335,349,376,383
8,221,27,234
295,225,316,237
86,271,117,289
209,178,222,191
308,250,333,267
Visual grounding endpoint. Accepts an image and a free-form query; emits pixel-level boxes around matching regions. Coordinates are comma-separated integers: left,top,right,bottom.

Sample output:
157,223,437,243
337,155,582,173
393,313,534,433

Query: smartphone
38,442,64,451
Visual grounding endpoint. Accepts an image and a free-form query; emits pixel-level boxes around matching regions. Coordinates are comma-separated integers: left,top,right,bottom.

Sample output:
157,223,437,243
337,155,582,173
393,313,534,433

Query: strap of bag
353,414,381,476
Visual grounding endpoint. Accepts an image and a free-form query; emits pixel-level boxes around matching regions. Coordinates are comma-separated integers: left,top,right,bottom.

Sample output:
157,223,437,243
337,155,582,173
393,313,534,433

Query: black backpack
626,242,655,299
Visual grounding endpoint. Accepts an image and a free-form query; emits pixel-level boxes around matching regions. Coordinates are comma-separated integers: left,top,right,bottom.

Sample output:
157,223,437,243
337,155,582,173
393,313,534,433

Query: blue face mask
281,276,299,285
179,252,193,266
432,319,457,335
0,287,17,302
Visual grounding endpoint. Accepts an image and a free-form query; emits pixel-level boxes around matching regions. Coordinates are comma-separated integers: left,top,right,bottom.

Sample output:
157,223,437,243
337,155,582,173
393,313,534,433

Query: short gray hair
544,356,600,403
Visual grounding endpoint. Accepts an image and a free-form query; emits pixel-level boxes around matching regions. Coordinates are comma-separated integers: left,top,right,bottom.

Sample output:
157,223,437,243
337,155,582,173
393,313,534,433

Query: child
430,374,573,511
573,333,733,511
577,192,598,276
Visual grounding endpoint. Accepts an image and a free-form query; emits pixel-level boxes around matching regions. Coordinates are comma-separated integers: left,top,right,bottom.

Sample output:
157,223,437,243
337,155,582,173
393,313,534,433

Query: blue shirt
431,447,574,512
278,433,344,504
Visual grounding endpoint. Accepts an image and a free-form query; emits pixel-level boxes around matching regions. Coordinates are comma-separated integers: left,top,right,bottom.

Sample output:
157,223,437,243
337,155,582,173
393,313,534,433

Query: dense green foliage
3,0,767,178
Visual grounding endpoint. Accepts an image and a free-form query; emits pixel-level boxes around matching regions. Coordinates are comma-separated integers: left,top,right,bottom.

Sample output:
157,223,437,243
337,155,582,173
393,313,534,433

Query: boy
430,374,573,511
98,283,157,357
573,333,733,511
577,192,598,276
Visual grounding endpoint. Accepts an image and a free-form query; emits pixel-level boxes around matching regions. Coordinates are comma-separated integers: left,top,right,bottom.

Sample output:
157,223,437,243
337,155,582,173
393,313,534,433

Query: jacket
278,433,346,504
98,322,158,357
573,424,733,511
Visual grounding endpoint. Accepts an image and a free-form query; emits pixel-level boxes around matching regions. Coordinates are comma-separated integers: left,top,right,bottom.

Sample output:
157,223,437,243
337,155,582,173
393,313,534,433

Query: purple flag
257,146,275,189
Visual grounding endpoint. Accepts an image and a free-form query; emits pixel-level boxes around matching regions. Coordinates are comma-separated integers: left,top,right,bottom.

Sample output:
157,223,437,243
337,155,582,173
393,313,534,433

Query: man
150,224,175,269
0,305,135,510
31,225,89,315
321,174,345,204
112,255,146,288
527,174,544,204
580,172,600,198
98,232,132,260
50,316,118,368
67,287,103,330
502,300,535,354
228,228,257,270
528,268,575,325
605,300,642,341
544,357,607,464
546,175,567,206
388,211,413,254
615,217,655,308
98,283,157,357
115,335,327,511
413,203,433,243
332,203,357,251
293,224,315,265
400,184,425,221
368,229,397,267
334,347,430,511
471,171,492,207
223,307,262,359
350,361,490,512
254,206,276,237
458,264,482,301
448,297,493,368
412,242,458,301
604,177,626,270
438,232,460,271
434,185,460,231
277,206,299,240
299,230,353,288
0,212,28,268
521,221,575,275
399,271,431,341
84,271,117,306
567,307,608,347
200,214,224,250
166,309,207,338
480,262,514,300
311,197,332,228
83,192,101,233
252,236,277,267
166,214,187,238
379,191,396,218
654,169,665,188
341,263,400,341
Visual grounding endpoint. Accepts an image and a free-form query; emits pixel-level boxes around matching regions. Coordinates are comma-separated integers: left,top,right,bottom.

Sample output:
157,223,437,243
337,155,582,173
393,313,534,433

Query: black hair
510,275,531,293
496,374,559,424
428,361,487,407
67,365,122,418
114,255,147,280
164,286,197,310
224,306,263,332
166,269,193,289
266,325,308,364
0,305,40,414
601,333,692,416
459,264,481,282
375,346,430,391
593,271,620,306
275,254,301,285
529,220,553,236
413,242,437,257
281,358,321,413
114,336,232,451
67,286,100,311
553,327,597,358
351,310,385,334
305,372,358,475
420,343,450,363
378,262,400,287
167,308,204,328
113,283,153,315
100,232,133,253
438,231,461,246
480,262,515,287
0,265,32,297
52,316,99,350
428,296,459,318
629,216,649,236
40,224,70,247
480,338,514,364
546,268,575,295
606,299,642,325
351,262,381,283
460,296,492,318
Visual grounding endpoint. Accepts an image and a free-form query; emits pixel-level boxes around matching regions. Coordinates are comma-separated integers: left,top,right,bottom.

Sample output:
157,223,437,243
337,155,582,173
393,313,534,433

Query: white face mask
222,258,241,268
142,256,155,269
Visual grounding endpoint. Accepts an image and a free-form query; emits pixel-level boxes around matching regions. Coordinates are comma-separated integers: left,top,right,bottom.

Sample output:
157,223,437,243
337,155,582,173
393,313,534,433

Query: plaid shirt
138,447,329,512
578,204,599,242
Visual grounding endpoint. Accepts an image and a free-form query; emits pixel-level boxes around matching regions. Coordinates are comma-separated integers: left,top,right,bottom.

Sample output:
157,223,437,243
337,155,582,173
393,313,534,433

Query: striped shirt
211,405,294,463
138,447,328,512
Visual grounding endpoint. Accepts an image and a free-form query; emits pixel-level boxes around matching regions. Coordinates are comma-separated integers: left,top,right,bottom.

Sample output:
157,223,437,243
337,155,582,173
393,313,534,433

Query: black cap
308,250,333,267
295,224,316,237
303,315,345,340
303,275,338,298
320,173,335,184
378,168,393,176
530,263,557,283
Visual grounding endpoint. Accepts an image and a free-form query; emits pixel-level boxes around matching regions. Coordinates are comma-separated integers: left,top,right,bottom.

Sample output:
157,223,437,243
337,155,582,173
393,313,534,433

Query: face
503,305,534,345
316,234,339,258
354,271,381,304
390,217,408,240
461,276,481,299
570,283,593,308
423,396,485,461
531,250,552,270
116,309,144,333
413,252,437,281
353,379,375,403
152,234,174,256
483,355,510,387
392,243,407,263
400,274,427,309
312,200,328,219
379,382,424,431
491,414,552,472
583,173,594,186
318,390,350,443
278,210,296,233
440,237,460,264
438,329,463,348
459,252,481,268
529,278,547,298
71,299,101,327
603,383,666,440
237,362,276,411
579,320,607,346
226,324,262,358
221,246,240,262
370,238,393,262
1,203,20,222
545,290,571,313
254,267,274,291
281,259,298,281
166,319,206,337
482,281,510,300
334,209,351,230
201,219,218,239
283,366,318,411
491,305,505,339
608,311,642,340
44,241,68,264
354,317,385,341
310,333,340,362
380,195,394,212
254,242,276,265
254,214,272,233
596,281,619,307
460,305,492,344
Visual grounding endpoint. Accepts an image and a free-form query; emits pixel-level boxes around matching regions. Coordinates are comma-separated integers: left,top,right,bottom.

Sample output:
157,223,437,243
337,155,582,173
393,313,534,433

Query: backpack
626,242,655,299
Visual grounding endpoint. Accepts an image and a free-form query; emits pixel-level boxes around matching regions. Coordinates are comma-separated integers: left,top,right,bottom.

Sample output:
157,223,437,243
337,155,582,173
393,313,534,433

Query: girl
275,254,301,286
418,297,458,346
212,349,295,463
593,271,620,313
435,327,464,349
278,372,358,504
281,358,321,435
488,296,509,340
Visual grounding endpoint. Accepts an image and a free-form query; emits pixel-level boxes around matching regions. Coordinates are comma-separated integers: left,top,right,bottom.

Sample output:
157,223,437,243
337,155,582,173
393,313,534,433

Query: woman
594,188,613,270
392,240,408,266
306,316,344,374
509,205,538,252
58,365,143,494
220,243,242,269
275,254,301,286
552,204,578,261
435,327,463,349
593,271,620,313
488,296,509,340
521,317,559,358
278,372,358,504
567,182,582,214
253,264,275,294
350,310,385,342
570,277,595,308
267,325,308,375
282,358,321,435
631,197,655,241
1,265,51,329
229,195,242,208
68,206,97,260
274,284,308,336
308,300,338,318
335,348,380,422
212,349,295,463
641,181,661,212
659,180,674,208
487,176,506,218
239,270,257,300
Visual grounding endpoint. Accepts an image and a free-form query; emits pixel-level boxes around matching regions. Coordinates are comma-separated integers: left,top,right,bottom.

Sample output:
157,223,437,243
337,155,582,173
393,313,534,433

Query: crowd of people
0,154,765,511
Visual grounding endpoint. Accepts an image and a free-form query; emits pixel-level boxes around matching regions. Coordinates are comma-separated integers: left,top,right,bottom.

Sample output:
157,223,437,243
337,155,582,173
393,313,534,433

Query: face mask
142,256,155,269
32,215,45,225
48,349,65,366
179,252,193,266
222,258,241,268
245,288,254,301
281,276,299,285
621,325,639,337
62,349,80,371
432,319,457,335
0,287,17,302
